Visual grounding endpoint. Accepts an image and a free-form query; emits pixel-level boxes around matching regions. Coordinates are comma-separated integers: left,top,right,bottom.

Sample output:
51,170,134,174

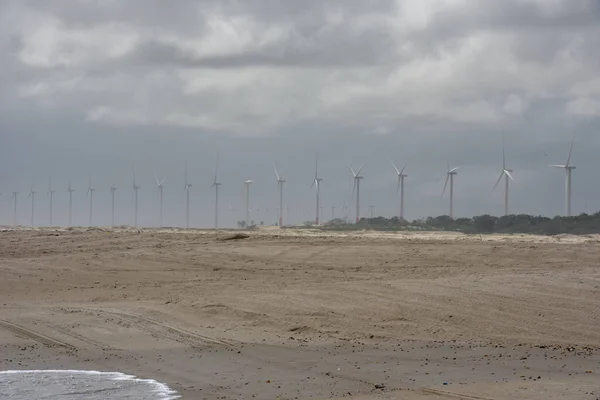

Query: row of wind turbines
2,135,579,229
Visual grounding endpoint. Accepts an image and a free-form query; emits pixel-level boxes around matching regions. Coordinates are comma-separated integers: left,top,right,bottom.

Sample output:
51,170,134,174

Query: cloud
1,0,600,226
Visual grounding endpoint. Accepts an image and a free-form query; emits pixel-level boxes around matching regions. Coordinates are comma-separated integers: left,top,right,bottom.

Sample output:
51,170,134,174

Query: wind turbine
492,138,516,216
48,177,55,226
154,173,165,228
67,181,74,227
133,169,140,228
87,178,95,226
12,192,18,226
210,154,221,229
442,162,460,219
311,154,323,225
550,134,576,217
243,179,253,228
274,164,285,227
391,162,408,221
349,165,363,223
369,204,375,218
110,185,117,226
28,184,36,228
184,162,192,229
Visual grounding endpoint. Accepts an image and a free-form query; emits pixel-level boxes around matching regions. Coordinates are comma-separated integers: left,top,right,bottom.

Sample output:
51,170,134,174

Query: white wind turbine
110,185,117,226
243,179,253,228
274,164,285,227
184,162,192,229
154,173,165,228
348,165,364,223
391,162,408,221
311,154,323,225
87,178,95,226
550,134,576,217
67,181,74,227
28,184,36,228
492,138,516,216
210,154,221,229
442,162,460,219
12,191,18,226
48,177,55,226
133,169,140,228
369,204,375,218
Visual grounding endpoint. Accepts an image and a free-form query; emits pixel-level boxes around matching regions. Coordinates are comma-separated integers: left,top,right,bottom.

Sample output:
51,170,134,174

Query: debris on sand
218,233,250,241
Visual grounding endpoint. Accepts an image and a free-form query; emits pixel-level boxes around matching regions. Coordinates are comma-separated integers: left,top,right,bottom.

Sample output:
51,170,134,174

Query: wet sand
0,227,598,399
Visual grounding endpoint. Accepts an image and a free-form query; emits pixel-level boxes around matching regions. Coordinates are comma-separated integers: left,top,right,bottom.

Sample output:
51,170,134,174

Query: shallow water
0,370,180,399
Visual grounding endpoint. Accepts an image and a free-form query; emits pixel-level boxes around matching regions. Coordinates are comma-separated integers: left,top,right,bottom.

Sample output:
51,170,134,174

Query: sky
1,0,599,228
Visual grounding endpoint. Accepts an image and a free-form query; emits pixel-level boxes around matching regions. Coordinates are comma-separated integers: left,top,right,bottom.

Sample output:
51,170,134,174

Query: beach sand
0,227,598,399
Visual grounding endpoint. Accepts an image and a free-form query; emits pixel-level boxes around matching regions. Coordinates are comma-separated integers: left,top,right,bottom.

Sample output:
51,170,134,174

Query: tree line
320,212,600,235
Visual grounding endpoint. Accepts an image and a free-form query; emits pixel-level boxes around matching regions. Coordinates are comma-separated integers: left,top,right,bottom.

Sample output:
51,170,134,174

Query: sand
0,227,598,399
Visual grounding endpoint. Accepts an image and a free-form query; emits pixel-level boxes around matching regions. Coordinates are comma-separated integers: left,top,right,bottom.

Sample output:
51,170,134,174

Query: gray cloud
1,0,599,227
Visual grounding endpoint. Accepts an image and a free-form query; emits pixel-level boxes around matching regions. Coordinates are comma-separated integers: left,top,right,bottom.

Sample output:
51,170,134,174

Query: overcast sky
1,0,599,228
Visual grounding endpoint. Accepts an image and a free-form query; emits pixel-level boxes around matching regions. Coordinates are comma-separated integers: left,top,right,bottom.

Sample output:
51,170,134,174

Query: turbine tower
184,162,192,229
87,178,95,226
210,154,221,229
110,185,117,226
243,179,253,228
48,178,55,226
391,162,408,221
12,192,18,226
67,181,74,227
154,174,165,228
349,165,364,223
550,134,576,217
274,165,285,227
133,169,140,228
442,162,460,219
492,138,516,216
28,184,36,228
311,154,323,225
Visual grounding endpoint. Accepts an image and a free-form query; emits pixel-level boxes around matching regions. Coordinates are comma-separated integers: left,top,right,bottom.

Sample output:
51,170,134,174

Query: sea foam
0,370,181,399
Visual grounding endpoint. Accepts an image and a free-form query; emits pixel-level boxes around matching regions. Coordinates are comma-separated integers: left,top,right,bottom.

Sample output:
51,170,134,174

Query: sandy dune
0,227,598,399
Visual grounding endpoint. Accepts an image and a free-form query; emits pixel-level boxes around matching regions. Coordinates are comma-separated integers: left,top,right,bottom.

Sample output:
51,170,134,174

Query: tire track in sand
0,319,77,351
421,388,495,400
55,307,234,348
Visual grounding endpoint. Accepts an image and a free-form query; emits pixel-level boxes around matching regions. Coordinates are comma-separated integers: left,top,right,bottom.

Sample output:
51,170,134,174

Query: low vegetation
319,213,600,235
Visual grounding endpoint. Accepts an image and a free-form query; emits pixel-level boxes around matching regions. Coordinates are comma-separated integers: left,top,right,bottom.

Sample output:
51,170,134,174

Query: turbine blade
550,164,566,168
391,161,400,175
502,131,506,170
348,165,356,177
399,162,407,176
449,166,461,173
397,176,401,193
184,161,188,185
273,164,280,181
214,152,219,183
441,174,450,197
314,153,319,178
356,164,364,176
154,173,160,186
352,178,357,197
492,171,504,193
504,169,516,184
566,132,575,167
